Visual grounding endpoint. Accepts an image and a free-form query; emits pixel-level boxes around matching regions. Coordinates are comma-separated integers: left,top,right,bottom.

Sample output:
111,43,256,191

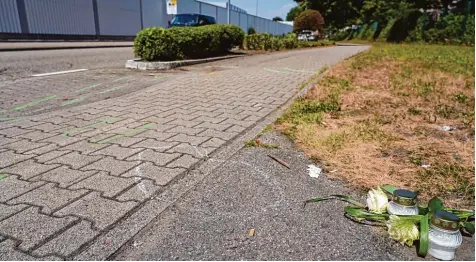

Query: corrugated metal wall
0,0,21,33
142,0,170,28
97,0,141,35
0,0,292,38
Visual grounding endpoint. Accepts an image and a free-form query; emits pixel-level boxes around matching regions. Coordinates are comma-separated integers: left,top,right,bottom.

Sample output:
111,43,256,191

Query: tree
294,9,325,34
294,0,363,28
286,6,303,21
273,16,284,21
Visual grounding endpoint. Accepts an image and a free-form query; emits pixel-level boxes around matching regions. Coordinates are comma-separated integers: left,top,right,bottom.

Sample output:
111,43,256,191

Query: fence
0,0,292,40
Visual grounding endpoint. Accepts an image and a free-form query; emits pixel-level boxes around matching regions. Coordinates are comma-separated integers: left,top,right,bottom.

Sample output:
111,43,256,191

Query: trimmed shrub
294,10,325,35
243,33,298,51
248,27,256,35
297,40,335,48
134,24,245,61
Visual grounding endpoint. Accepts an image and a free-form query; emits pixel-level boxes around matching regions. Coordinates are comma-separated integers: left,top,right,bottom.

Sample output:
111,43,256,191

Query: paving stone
0,175,45,202
166,119,201,128
69,172,136,198
0,151,35,168
166,143,210,158
61,140,108,154
194,122,232,131
23,143,58,155
30,123,64,132
166,134,210,146
0,136,18,146
134,130,177,140
2,139,48,153
116,179,161,202
166,154,200,169
126,149,180,166
39,135,82,147
107,136,145,147
55,192,136,230
122,162,185,186
0,203,28,221
0,160,59,180
225,124,247,133
197,129,238,140
32,166,97,188
8,183,89,214
81,157,140,176
164,126,205,135
0,207,76,251
0,127,33,137
90,145,144,160
130,139,178,152
46,152,103,169
221,118,253,127
35,150,71,163
200,137,227,148
32,220,100,258
0,239,62,260
16,130,58,142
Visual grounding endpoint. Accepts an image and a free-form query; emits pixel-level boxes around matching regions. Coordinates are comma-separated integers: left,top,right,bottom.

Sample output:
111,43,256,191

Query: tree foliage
273,16,284,22
286,6,303,21
294,9,325,33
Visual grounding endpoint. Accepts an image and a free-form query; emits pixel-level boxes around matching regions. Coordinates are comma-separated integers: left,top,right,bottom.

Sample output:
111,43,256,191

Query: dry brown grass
276,43,475,208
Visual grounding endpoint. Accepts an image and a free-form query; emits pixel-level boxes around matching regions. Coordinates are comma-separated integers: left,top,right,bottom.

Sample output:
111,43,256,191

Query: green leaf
418,214,429,257
305,195,365,207
381,185,397,194
344,206,389,222
463,222,475,235
428,197,444,212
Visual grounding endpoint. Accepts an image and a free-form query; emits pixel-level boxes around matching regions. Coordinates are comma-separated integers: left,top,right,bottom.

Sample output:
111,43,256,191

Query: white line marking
32,69,88,77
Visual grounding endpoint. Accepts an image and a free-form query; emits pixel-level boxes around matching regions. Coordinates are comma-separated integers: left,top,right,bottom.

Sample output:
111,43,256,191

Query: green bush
248,27,256,35
243,33,299,51
134,24,245,61
297,40,335,48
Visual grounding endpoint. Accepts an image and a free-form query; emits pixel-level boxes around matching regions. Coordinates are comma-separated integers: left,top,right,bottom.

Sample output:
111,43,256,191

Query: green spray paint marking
62,117,121,136
99,86,124,94
264,68,289,74
75,83,102,93
284,68,315,73
12,95,57,111
95,123,153,144
112,76,132,82
0,174,6,180
0,117,22,122
61,97,85,106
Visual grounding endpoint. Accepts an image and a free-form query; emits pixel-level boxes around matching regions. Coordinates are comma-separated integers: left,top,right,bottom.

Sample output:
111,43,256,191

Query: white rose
366,187,388,214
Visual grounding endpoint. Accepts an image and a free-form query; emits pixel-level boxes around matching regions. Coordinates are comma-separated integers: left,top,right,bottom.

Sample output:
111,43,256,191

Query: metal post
256,0,258,16
227,0,231,24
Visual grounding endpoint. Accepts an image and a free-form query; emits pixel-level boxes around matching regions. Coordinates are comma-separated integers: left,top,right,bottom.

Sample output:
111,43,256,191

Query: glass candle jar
387,189,419,216
428,210,462,261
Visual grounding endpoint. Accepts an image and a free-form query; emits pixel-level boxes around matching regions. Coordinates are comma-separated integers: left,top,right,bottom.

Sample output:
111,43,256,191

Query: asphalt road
0,47,135,81
114,131,475,261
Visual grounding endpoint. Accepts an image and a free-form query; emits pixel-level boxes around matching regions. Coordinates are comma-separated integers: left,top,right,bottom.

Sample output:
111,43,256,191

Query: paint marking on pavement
12,95,57,111
32,69,88,77
264,68,289,74
61,97,85,106
95,123,153,144
62,117,121,136
99,86,124,94
283,67,315,73
112,76,132,82
0,117,22,122
75,83,102,93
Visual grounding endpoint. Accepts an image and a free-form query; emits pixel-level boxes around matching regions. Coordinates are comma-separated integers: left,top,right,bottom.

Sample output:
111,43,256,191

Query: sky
229,0,297,20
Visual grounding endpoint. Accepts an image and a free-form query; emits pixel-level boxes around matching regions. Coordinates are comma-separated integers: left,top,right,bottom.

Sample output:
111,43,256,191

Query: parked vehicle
169,14,216,27
297,30,316,41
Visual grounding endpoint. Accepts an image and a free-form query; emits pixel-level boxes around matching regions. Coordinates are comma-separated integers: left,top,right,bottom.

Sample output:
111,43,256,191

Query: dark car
169,14,217,27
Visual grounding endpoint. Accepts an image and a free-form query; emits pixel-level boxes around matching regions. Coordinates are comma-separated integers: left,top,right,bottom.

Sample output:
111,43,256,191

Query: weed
454,93,469,103
244,139,280,149
408,108,423,115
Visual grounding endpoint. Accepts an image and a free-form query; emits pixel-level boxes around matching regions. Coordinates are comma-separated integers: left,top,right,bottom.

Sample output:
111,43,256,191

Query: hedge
243,33,298,51
134,24,245,61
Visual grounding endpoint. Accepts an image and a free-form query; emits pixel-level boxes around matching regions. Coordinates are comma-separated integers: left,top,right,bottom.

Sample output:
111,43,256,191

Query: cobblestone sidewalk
0,46,369,260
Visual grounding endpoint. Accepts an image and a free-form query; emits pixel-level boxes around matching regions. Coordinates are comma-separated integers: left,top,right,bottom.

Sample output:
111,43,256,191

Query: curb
0,44,133,52
125,55,245,70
